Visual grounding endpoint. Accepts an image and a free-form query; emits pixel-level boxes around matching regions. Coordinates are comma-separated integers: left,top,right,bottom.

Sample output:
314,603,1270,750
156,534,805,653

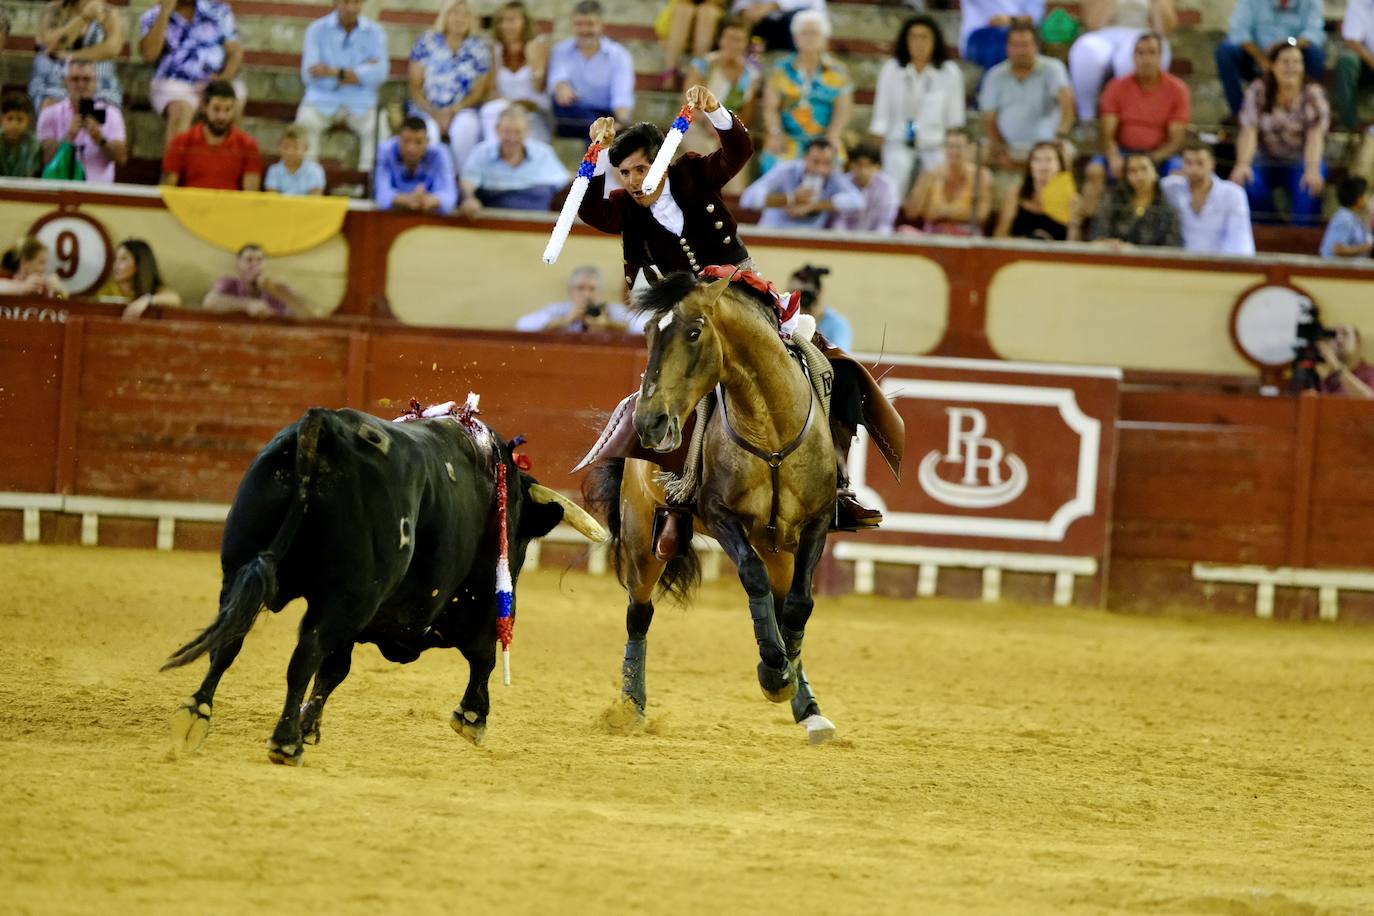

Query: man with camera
514,265,641,334
36,59,126,184
1318,325,1374,399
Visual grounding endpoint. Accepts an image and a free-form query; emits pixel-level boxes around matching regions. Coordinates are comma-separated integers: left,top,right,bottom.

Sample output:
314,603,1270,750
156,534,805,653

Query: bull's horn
528,485,609,543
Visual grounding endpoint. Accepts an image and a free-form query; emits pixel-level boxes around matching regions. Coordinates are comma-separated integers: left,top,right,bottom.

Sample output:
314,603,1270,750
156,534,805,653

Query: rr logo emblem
918,407,1029,508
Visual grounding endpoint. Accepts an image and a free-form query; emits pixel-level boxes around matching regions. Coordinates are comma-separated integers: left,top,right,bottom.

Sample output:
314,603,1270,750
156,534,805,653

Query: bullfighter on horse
573,85,903,542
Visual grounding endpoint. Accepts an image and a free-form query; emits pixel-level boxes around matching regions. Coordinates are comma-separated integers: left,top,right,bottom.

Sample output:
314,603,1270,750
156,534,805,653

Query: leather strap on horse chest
715,382,817,553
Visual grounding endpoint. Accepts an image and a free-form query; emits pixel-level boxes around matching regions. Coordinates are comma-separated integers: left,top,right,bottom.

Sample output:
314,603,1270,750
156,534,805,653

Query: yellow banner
158,187,348,256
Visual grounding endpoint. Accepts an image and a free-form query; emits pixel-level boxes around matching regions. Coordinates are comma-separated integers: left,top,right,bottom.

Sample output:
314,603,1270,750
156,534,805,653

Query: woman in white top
480,1,551,141
1068,0,1177,120
868,15,966,195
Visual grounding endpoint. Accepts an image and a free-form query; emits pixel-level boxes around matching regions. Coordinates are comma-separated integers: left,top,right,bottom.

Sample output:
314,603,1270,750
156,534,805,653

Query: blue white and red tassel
640,104,692,197
542,141,603,265
494,460,515,685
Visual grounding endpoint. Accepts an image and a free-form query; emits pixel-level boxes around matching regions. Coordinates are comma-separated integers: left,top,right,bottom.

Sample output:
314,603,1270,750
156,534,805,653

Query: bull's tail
161,408,326,671
582,457,701,605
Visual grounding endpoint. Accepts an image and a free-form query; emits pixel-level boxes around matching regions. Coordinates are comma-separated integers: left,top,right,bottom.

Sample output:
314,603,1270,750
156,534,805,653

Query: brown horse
586,271,839,744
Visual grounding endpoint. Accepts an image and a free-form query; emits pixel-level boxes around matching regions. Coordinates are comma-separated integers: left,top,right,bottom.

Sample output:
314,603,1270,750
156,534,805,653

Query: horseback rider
576,86,898,531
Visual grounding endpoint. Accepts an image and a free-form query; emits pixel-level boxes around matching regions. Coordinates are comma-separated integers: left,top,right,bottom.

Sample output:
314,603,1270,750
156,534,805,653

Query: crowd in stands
2,0,1373,265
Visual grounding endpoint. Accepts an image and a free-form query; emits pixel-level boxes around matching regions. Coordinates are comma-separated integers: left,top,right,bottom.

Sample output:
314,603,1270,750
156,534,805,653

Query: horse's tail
583,457,701,604
161,408,325,671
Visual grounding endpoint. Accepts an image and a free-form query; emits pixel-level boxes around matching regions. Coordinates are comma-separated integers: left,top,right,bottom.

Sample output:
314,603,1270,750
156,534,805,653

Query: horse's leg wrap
622,637,648,713
750,593,794,700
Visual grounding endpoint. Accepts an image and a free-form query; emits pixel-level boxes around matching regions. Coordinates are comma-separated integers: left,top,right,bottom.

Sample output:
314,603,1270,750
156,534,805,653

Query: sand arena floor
1,544,1373,915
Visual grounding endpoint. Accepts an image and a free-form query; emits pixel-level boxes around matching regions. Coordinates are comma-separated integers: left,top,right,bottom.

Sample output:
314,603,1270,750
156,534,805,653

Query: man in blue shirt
374,117,457,215
547,0,635,138
459,106,570,214
1214,0,1326,116
1319,177,1373,259
295,0,389,171
738,138,864,230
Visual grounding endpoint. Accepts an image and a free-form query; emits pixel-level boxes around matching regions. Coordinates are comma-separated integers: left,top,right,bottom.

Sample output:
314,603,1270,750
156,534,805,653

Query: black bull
161,407,606,764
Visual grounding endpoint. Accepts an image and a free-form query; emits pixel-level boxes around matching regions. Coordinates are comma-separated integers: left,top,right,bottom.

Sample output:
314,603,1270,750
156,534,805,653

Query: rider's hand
685,85,720,113
590,116,617,147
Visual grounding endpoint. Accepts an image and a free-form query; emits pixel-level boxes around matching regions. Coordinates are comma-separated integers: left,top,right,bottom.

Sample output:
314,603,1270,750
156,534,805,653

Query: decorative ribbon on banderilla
542,141,603,265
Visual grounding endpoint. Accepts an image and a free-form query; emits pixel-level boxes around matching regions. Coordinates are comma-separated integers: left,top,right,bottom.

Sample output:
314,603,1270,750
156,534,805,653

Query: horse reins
714,381,817,553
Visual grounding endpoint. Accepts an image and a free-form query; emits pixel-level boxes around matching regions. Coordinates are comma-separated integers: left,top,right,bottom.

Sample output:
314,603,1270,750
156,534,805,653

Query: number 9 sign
29,211,113,297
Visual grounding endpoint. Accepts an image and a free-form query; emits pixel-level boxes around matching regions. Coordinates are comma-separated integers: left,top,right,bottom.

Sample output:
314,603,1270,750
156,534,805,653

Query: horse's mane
633,271,781,329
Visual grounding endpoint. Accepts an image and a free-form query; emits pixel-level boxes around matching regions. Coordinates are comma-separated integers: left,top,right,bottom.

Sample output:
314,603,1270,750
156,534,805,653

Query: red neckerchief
698,265,800,323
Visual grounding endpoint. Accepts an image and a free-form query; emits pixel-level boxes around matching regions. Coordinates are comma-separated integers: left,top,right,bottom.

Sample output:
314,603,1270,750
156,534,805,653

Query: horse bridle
714,380,817,554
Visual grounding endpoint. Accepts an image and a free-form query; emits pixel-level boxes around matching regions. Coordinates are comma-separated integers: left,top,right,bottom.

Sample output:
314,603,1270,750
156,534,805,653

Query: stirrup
832,489,883,533
652,505,693,561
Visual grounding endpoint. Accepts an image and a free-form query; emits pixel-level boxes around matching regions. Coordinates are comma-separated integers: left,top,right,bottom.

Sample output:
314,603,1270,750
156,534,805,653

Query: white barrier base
832,541,1097,607
0,491,230,551
1192,563,1374,621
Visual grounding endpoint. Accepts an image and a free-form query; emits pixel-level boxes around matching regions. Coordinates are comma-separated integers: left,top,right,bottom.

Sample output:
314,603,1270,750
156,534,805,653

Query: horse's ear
700,276,732,315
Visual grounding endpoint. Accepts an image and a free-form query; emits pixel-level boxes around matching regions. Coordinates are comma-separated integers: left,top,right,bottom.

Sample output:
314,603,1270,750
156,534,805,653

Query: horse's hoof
266,739,304,766
450,709,487,746
801,714,837,746
170,697,212,757
758,660,797,703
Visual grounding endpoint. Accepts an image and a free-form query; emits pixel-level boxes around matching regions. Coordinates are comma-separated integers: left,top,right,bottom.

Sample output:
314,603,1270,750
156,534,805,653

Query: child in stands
0,93,41,178
264,125,326,196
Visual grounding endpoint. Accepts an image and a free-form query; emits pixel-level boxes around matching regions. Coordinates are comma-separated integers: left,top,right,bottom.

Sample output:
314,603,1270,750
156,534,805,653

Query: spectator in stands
96,238,182,318
658,0,725,89
1318,325,1374,398
480,2,551,142
514,265,640,333
265,126,326,196
548,0,635,139
203,244,310,317
831,142,899,234
458,106,569,214
37,60,127,185
868,15,966,196
682,17,761,193
731,0,826,52
1214,0,1324,118
1079,153,1180,246
409,0,492,172
960,0,1044,72
1337,0,1374,132
760,10,852,173
1319,177,1373,259
0,237,67,298
1068,0,1176,121
0,93,41,178
903,129,995,235
979,21,1074,172
994,140,1073,240
1229,40,1329,225
296,0,388,173
0,7,9,54
740,137,863,229
374,116,458,215
161,80,262,190
30,0,125,112
1160,140,1255,255
790,263,851,349
139,0,245,150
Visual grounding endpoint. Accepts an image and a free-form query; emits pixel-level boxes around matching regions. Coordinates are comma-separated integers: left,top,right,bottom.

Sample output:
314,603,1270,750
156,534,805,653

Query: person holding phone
36,58,125,184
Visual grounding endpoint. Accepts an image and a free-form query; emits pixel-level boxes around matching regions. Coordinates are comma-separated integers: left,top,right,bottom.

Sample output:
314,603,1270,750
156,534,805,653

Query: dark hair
237,243,264,258
1337,176,1369,208
1115,153,1159,204
716,15,749,43
400,115,428,133
847,140,882,166
1,236,46,274
1260,40,1308,115
1134,31,1163,52
1006,17,1039,44
609,121,664,167
1179,137,1213,157
1019,141,1067,202
492,1,534,46
116,238,166,299
803,137,833,156
203,80,237,102
893,15,948,68
1,91,32,119
790,264,829,289
571,0,602,16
